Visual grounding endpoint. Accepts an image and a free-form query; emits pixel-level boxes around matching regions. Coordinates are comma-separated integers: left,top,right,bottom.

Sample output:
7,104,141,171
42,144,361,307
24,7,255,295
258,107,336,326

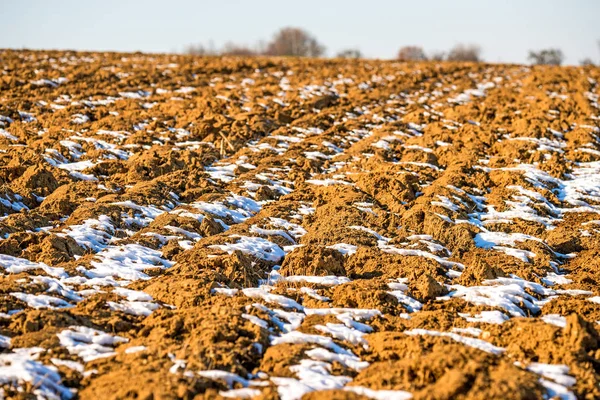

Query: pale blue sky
2,0,599,64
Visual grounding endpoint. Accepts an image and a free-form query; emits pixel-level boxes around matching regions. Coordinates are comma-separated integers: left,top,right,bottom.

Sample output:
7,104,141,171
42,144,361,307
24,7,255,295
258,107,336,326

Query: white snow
315,323,367,347
243,288,303,311
210,236,285,262
0,254,67,278
542,314,567,328
57,326,128,362
327,243,358,256
0,348,75,399
404,329,505,355
284,275,351,286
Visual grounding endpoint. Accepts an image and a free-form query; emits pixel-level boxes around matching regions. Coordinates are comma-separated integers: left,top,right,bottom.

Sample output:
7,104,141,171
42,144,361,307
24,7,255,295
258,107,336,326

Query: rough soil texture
0,50,599,399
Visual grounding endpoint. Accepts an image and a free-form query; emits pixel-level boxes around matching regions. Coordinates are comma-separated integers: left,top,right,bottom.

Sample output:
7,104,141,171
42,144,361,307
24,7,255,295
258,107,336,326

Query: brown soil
0,49,599,399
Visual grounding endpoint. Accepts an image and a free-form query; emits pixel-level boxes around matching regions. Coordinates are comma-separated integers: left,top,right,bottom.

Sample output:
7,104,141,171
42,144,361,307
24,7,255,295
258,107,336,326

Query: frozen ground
0,50,599,399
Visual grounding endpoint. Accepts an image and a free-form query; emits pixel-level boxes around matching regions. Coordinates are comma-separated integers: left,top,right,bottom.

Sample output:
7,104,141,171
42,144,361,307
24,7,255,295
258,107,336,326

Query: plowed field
1,50,600,399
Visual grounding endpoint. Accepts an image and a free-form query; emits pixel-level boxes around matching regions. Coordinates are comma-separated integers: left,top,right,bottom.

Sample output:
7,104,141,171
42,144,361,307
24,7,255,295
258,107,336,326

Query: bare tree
220,42,257,56
265,27,325,57
186,44,211,55
430,51,446,61
337,49,362,59
528,49,564,65
580,58,595,66
397,46,427,61
185,41,217,56
447,44,482,62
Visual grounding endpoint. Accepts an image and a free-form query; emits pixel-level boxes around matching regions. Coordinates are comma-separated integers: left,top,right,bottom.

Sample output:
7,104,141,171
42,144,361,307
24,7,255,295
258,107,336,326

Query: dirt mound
353,341,545,399
279,245,346,276
11,165,60,197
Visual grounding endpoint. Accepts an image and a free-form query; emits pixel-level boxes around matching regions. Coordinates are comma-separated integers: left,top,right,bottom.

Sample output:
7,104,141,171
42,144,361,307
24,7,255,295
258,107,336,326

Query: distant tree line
579,40,600,66
528,49,564,65
397,42,600,66
396,44,483,62
527,40,600,66
186,27,326,57
186,28,600,66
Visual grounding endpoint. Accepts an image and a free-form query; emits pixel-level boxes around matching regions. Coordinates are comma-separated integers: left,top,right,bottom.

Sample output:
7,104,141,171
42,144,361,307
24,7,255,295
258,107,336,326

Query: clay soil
0,50,600,399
